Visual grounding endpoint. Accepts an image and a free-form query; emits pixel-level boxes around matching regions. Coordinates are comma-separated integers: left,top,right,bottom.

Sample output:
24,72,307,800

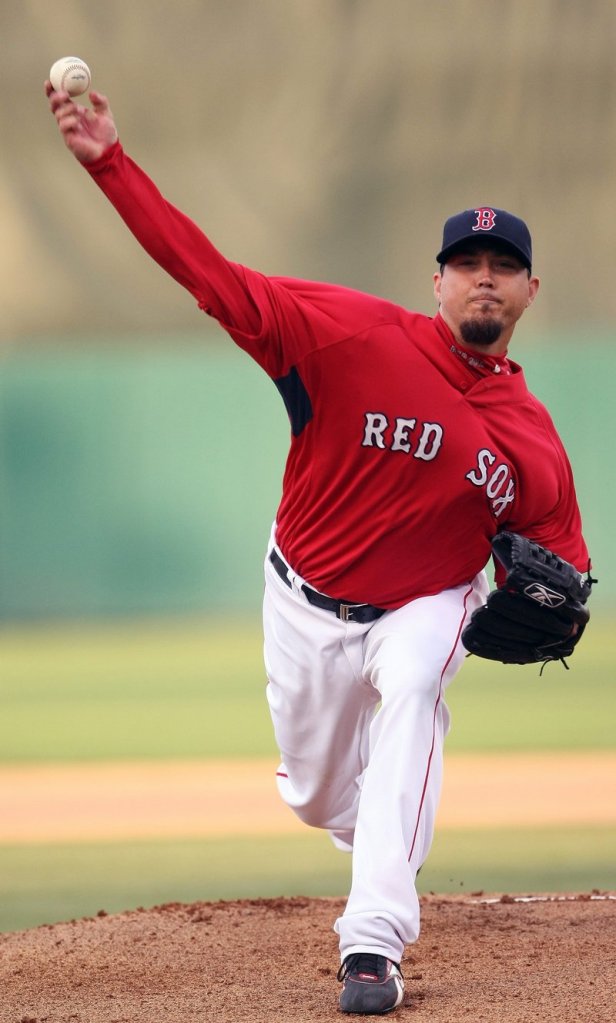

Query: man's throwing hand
45,82,118,164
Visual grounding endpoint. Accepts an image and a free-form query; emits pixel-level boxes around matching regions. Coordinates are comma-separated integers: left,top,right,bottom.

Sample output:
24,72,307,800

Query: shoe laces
337,953,388,983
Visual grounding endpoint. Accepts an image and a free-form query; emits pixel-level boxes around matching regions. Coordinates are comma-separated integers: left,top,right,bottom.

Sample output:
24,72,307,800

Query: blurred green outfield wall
0,334,612,620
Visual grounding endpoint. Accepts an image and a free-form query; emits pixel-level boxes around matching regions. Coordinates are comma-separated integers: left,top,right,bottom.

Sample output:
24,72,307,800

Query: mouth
468,298,503,317
469,296,501,306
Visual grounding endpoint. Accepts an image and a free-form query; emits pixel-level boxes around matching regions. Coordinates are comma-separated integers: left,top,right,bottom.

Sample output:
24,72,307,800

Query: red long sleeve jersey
87,143,589,608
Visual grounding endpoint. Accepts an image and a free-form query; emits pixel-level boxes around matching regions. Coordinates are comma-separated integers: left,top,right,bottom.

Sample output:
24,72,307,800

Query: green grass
1,615,613,934
446,616,616,751
1,824,613,934
0,832,350,933
0,614,614,761
420,824,616,896
0,616,276,761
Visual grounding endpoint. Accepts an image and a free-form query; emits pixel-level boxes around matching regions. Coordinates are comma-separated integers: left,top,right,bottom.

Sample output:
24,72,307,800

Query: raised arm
44,81,394,376
45,82,262,335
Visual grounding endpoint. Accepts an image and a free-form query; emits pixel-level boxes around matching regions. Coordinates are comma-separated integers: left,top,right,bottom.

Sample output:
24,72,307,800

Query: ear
433,270,442,304
526,274,540,307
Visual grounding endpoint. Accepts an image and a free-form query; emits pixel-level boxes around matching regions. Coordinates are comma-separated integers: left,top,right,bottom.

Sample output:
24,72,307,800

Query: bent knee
293,802,331,828
277,773,356,830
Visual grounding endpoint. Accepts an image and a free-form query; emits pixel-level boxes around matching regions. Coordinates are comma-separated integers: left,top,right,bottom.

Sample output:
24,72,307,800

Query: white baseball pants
263,539,488,964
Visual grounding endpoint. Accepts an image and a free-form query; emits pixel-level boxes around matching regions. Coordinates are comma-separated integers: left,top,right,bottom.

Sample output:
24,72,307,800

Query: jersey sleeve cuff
84,139,123,177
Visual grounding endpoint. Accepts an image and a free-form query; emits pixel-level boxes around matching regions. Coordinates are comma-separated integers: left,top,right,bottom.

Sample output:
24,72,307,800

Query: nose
476,259,495,287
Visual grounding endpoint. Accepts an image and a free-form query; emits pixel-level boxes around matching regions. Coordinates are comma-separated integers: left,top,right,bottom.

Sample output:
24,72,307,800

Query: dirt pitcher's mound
1,894,615,1023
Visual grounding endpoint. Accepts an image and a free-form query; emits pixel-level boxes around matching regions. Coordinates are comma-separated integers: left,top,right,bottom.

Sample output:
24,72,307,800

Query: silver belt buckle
339,603,355,622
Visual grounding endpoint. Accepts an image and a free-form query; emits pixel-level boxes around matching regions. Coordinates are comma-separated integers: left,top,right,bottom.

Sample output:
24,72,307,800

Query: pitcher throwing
46,80,592,1015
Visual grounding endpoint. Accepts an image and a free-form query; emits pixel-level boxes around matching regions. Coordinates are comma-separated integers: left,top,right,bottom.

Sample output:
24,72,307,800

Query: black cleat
337,953,404,1014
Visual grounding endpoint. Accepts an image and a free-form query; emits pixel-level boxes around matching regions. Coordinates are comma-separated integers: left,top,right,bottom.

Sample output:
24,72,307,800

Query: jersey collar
433,312,513,377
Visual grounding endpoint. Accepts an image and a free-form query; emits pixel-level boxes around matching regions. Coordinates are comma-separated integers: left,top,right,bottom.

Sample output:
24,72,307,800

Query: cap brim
436,235,531,270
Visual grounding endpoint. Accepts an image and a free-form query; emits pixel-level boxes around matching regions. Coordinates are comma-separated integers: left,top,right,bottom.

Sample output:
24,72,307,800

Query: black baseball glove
461,532,594,666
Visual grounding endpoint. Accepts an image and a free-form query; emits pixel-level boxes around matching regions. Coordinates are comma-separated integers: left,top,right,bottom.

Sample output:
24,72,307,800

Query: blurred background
0,0,614,932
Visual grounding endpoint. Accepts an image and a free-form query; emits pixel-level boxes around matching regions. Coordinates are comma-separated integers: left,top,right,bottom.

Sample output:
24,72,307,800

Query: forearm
85,141,262,332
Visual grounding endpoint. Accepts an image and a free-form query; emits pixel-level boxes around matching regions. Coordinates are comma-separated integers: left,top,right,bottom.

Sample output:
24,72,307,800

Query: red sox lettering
465,447,515,517
362,412,444,460
362,414,515,517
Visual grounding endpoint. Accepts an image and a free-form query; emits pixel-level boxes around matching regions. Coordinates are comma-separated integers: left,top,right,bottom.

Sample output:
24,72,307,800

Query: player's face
433,243,540,353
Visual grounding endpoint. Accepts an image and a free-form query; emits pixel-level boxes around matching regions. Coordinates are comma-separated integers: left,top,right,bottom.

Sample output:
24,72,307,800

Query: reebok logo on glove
523,583,567,607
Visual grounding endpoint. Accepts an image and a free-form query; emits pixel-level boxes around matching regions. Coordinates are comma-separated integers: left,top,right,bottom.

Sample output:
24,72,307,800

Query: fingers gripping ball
49,57,92,97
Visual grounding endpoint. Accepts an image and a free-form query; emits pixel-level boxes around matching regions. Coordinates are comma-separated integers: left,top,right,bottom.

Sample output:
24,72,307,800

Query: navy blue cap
436,206,532,270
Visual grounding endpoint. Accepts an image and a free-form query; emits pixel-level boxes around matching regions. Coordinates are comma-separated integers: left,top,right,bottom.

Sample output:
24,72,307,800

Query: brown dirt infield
2,755,614,1021
1,893,615,1022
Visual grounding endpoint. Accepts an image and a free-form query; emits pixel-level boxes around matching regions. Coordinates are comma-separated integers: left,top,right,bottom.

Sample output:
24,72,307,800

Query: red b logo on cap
473,208,497,231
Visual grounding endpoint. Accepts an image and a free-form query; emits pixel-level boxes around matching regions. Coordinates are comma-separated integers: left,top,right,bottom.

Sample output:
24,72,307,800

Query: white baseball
49,56,92,97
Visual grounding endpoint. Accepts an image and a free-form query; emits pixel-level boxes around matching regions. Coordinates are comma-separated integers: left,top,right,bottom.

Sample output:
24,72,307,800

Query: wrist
83,138,121,173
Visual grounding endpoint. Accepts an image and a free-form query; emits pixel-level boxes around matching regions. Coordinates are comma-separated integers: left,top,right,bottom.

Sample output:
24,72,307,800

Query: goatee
459,316,503,348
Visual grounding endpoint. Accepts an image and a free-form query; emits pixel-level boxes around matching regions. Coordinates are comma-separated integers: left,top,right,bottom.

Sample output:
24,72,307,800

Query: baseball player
46,83,591,1015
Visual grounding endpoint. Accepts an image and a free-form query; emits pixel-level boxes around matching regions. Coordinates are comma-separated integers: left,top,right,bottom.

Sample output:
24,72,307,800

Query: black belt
269,549,386,624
